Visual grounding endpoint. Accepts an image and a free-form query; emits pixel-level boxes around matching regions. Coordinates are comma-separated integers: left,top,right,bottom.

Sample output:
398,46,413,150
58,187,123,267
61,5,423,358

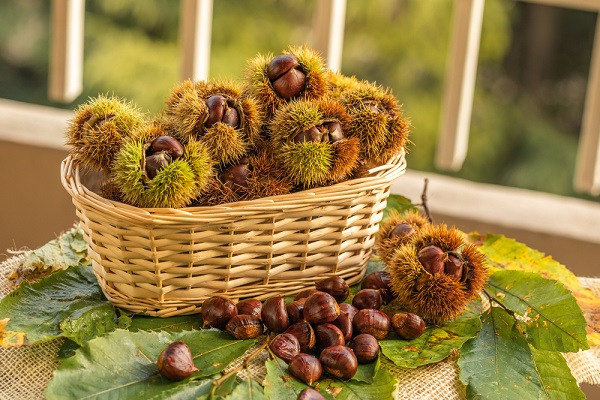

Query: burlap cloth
1,253,599,400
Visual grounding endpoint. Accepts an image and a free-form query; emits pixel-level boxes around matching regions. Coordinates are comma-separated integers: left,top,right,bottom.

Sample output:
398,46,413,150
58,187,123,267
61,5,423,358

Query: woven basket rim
61,149,406,224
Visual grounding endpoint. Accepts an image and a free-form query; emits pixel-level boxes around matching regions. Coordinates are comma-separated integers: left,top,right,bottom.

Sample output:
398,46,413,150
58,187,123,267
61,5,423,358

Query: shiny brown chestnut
219,163,249,193
331,311,353,342
392,312,426,340
294,289,321,301
261,296,290,333
200,296,237,330
339,303,359,321
286,298,306,324
285,321,317,353
352,288,383,310
444,253,464,280
288,353,322,385
303,292,340,325
149,136,184,159
389,222,415,239
270,333,301,363
347,333,379,364
315,276,350,303
319,345,358,380
353,309,390,340
236,298,262,318
205,94,240,128
314,323,345,353
157,341,198,381
417,245,445,275
145,152,172,179
225,314,264,339
361,271,395,304
297,387,326,400
267,54,306,100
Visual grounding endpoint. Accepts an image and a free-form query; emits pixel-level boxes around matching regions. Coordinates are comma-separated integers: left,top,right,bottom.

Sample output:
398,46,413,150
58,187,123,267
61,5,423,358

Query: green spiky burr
65,94,145,172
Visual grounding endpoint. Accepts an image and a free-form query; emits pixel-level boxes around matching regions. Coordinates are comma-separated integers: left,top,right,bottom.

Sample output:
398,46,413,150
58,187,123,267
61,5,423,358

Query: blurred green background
1,0,597,201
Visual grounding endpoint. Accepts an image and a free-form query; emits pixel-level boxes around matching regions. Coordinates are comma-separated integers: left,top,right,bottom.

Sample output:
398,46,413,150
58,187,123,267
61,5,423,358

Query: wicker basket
60,151,406,317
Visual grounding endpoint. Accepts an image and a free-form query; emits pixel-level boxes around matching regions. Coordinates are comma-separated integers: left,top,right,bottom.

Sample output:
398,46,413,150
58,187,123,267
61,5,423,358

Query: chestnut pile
156,273,427,386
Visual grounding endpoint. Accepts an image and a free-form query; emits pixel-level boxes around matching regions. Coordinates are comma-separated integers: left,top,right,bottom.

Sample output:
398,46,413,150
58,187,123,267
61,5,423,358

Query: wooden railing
46,0,600,196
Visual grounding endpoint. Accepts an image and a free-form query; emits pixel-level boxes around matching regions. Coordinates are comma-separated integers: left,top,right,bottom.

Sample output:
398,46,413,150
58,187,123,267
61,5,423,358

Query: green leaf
145,378,216,400
222,377,265,400
350,354,380,383
486,270,589,352
383,194,418,222
263,359,334,400
7,225,90,286
529,346,586,400
318,369,396,400
45,329,256,400
458,306,541,400
0,265,116,347
129,314,201,332
380,300,482,368
475,233,600,346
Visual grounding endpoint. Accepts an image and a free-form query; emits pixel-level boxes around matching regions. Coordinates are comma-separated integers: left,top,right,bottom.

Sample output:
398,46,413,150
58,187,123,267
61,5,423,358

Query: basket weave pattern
61,152,406,317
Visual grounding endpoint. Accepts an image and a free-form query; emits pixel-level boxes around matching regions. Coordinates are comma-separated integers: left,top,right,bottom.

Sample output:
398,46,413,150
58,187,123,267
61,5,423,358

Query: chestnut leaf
382,194,418,223
379,299,482,368
45,329,256,400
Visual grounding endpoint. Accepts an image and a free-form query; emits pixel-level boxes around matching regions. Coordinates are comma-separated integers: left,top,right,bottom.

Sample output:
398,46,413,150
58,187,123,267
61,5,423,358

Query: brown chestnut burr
145,152,172,179
286,298,306,324
225,314,264,339
417,245,445,275
319,345,358,380
392,312,426,340
285,321,317,353
205,94,240,128
157,341,198,381
315,323,345,353
297,387,326,400
267,54,306,100
294,289,321,301
361,271,395,304
353,309,390,340
303,292,340,325
331,312,353,342
339,303,359,321
149,136,184,159
352,288,383,310
200,296,237,330
270,333,301,363
261,296,290,333
389,222,416,239
219,164,249,193
288,353,322,385
315,276,350,303
236,298,262,318
347,333,379,364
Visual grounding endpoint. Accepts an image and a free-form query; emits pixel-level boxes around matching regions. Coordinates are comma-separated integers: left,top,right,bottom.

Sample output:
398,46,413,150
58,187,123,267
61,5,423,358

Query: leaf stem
482,288,517,318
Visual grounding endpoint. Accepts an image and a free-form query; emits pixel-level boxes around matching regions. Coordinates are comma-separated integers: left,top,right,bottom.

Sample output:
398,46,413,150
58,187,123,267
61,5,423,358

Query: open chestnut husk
200,296,237,330
314,323,345,354
297,387,326,400
353,309,390,340
361,271,395,304
285,321,317,353
315,276,350,303
392,312,426,340
288,353,322,385
303,292,340,325
270,333,301,363
261,296,290,333
157,341,198,381
319,345,358,380
351,288,383,310
225,314,264,339
236,298,262,318
347,333,379,364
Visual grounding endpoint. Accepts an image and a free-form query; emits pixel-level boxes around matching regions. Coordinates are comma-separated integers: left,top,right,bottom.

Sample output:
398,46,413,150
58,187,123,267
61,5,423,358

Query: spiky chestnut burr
111,123,214,208
65,94,145,173
376,209,431,263
329,73,411,165
244,45,328,122
164,79,263,166
386,224,488,324
269,98,360,188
